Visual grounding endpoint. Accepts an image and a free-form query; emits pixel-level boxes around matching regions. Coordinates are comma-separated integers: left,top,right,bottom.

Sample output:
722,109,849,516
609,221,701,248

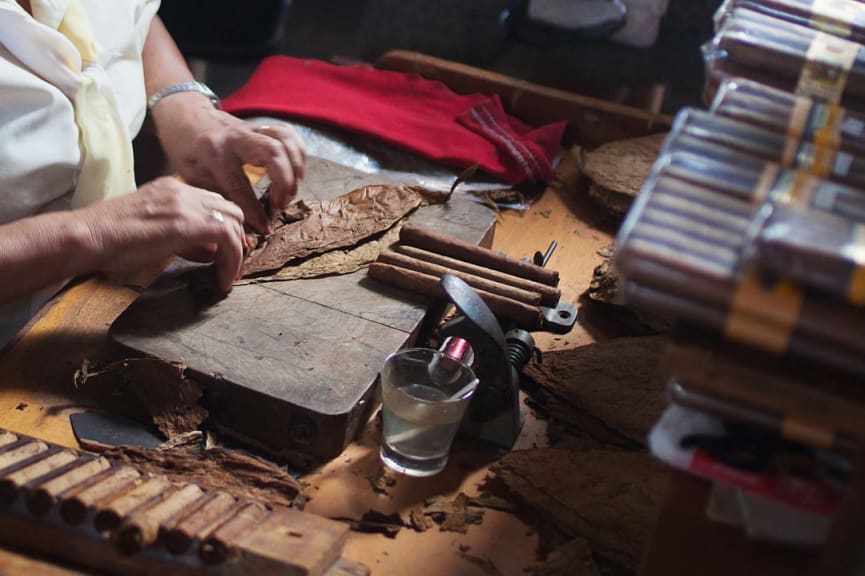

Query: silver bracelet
147,81,221,112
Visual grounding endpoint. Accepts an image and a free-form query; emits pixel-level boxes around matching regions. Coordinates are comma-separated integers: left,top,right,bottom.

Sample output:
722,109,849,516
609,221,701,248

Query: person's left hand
152,93,306,233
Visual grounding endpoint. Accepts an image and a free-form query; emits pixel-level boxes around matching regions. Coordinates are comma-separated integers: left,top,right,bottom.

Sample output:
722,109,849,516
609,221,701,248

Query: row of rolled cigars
0,429,359,575
369,225,561,331
615,0,865,548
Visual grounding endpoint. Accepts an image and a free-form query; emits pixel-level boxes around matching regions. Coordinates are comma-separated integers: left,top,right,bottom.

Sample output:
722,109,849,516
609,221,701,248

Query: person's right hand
77,177,246,292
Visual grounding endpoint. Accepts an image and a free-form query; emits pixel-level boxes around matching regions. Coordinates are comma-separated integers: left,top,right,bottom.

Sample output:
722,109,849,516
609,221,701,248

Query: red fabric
221,56,566,184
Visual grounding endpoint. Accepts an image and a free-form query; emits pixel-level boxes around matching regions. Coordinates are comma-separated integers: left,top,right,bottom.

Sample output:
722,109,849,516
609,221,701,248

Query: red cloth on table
221,56,567,185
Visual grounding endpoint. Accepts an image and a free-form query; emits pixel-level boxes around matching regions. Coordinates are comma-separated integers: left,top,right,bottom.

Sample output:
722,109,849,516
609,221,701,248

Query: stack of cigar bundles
622,3,865,545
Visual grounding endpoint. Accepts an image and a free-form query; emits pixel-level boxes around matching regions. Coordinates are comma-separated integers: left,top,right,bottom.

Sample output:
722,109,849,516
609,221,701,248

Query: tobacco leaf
525,336,668,447
424,493,485,533
242,184,451,278
582,246,671,334
580,133,667,202
491,448,669,572
74,358,207,440
105,443,303,508
528,538,601,576
236,224,403,284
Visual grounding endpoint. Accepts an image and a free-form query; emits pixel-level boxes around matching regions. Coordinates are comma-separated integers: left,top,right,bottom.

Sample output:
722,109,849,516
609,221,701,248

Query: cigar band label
726,269,803,353
798,33,859,103
767,169,815,208
811,0,859,38
788,141,837,177
809,102,845,149
844,224,865,304
781,417,835,449
786,97,814,141
752,163,781,205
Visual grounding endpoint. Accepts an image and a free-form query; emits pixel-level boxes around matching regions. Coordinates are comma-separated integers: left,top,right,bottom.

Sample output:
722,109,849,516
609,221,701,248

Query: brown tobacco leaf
235,223,403,285
528,538,600,576
75,358,207,440
105,443,303,508
525,336,668,447
242,184,451,278
491,449,669,572
580,133,667,209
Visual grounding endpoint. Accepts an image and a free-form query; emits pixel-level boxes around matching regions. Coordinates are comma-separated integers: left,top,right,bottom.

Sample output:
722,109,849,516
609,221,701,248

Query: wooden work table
0,147,615,575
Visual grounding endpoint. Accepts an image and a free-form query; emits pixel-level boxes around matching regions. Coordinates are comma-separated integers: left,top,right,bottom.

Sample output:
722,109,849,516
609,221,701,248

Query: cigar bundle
714,0,865,44
710,77,865,157
704,8,865,110
665,108,865,188
0,428,356,575
615,127,865,375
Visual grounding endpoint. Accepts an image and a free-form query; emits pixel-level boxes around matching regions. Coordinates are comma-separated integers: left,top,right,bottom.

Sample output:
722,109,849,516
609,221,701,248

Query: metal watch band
146,81,221,112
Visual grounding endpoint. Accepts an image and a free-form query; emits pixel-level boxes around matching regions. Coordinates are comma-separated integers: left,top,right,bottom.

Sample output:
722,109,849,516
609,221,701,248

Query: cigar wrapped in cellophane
704,8,865,110
711,77,865,157
615,126,865,376
714,0,865,44
666,108,865,188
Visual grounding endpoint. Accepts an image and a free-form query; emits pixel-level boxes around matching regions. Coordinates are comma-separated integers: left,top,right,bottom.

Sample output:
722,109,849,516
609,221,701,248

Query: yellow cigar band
725,270,803,353
752,163,781,205
810,145,837,177
798,32,859,104
844,224,865,305
812,0,857,38
813,103,845,149
782,417,835,449
767,169,816,208
786,97,813,141
789,141,837,178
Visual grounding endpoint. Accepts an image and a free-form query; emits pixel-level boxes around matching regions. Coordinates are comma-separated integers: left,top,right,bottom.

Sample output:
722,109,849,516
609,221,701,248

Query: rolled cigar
93,476,173,532
378,250,543,306
61,466,141,525
711,78,865,157
0,440,48,474
0,449,78,504
399,225,559,287
394,245,562,306
369,262,544,329
715,0,865,43
164,491,240,555
668,109,865,188
114,483,204,555
27,457,111,515
708,9,865,112
199,502,268,565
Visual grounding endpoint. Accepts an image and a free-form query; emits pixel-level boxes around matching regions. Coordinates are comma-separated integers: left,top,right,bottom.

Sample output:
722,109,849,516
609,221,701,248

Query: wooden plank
375,49,672,147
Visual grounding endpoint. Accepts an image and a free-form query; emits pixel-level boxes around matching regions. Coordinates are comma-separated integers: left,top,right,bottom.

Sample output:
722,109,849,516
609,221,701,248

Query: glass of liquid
379,348,479,477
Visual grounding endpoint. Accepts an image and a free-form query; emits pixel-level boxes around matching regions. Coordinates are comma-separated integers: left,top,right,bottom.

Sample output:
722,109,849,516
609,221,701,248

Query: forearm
142,17,218,137
0,212,97,305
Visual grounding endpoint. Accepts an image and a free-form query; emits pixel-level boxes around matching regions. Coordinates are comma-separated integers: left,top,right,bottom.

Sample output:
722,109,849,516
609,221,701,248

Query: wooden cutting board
110,157,496,462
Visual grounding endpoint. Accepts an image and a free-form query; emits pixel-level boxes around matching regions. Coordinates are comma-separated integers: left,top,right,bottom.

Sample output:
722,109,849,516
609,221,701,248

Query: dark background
159,0,723,115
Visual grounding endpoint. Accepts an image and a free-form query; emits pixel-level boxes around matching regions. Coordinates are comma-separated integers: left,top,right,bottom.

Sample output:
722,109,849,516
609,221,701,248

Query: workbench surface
0,148,614,575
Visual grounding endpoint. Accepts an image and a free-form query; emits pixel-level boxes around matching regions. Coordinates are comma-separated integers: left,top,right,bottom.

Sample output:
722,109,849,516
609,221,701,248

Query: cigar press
437,274,535,449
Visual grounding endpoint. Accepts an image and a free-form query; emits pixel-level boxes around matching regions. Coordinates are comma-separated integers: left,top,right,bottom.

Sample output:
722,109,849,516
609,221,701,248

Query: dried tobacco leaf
75,358,207,440
242,184,451,278
525,336,667,447
491,448,669,572
105,443,303,508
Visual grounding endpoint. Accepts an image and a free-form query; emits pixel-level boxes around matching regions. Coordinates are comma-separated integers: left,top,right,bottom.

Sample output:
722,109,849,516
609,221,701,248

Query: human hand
79,177,246,292
151,94,305,234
